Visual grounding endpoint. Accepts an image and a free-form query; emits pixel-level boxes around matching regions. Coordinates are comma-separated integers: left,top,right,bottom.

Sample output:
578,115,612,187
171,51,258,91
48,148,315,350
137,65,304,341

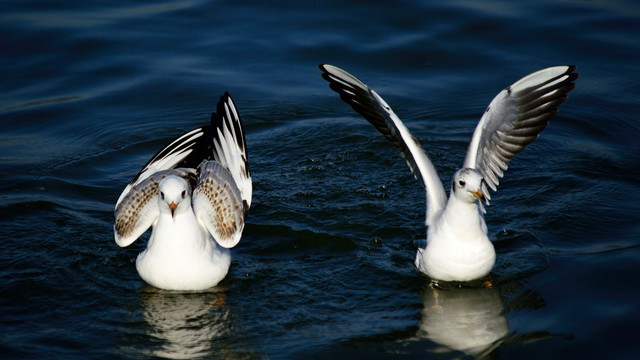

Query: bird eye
160,192,165,200
181,190,186,198
458,180,466,187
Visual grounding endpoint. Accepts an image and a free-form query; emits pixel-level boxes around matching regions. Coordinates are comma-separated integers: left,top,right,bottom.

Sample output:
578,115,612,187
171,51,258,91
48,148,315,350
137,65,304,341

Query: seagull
114,92,252,291
320,64,578,282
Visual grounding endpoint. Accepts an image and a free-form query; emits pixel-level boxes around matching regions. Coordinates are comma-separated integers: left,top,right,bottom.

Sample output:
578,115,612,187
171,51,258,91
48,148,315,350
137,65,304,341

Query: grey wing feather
114,168,196,247
463,65,578,203
192,161,246,248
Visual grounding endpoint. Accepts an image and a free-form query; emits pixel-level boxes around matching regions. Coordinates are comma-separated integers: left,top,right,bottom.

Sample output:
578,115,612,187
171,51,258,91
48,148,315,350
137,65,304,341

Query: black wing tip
319,63,348,81
220,91,233,104
319,65,371,102
564,65,579,82
212,93,237,124
319,64,341,86
545,65,579,87
321,71,332,84
319,64,360,87
318,63,331,72
210,91,234,124
555,65,579,96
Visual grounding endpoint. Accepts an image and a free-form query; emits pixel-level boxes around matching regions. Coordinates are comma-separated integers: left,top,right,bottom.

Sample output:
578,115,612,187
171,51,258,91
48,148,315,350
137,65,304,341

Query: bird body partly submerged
136,209,232,290
135,177,231,290
320,64,578,282
419,191,493,281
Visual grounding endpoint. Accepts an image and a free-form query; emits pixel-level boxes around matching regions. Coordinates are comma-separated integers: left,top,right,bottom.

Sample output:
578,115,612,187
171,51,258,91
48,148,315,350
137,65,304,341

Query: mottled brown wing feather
192,161,245,248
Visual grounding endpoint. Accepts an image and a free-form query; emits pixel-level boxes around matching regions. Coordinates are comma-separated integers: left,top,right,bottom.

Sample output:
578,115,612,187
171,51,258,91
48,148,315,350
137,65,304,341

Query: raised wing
463,66,578,203
192,161,246,248
114,168,195,247
319,64,447,226
210,92,252,216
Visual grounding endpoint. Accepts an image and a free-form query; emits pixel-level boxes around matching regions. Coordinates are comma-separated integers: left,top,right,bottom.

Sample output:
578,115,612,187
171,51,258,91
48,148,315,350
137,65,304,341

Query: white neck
148,209,209,253
433,195,487,240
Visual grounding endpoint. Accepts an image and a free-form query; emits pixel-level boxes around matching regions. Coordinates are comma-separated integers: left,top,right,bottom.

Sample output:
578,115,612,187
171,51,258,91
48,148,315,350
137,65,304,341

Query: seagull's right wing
319,64,447,226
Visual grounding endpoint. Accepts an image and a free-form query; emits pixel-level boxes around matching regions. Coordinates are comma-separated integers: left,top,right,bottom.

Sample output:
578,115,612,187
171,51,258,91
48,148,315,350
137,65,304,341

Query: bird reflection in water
137,288,235,359
417,279,560,358
418,280,509,358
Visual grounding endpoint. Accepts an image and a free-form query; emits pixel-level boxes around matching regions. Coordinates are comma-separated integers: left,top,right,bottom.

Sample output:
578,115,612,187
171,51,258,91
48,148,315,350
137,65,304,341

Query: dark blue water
2,1,639,359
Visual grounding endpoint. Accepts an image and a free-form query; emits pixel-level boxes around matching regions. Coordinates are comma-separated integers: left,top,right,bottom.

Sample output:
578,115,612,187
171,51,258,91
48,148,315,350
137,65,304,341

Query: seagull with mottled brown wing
114,92,251,290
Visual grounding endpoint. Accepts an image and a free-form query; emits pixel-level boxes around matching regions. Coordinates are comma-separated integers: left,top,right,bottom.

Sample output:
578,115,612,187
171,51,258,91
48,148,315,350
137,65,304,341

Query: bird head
451,168,486,203
157,176,191,218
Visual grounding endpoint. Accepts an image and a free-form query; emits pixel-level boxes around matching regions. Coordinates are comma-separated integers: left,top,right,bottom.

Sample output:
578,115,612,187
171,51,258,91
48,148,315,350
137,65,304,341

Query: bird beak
470,189,485,202
169,201,177,217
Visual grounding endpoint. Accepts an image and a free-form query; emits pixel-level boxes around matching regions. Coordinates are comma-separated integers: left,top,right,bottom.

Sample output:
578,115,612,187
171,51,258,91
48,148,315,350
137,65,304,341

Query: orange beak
470,189,485,202
169,201,177,217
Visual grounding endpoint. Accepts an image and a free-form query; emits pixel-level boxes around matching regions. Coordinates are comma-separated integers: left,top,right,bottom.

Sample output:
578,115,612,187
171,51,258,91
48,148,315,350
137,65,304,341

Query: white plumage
114,92,251,290
320,64,577,282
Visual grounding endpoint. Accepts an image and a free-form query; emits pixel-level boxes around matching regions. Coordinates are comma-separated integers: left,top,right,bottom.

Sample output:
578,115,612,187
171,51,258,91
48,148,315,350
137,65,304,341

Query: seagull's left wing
463,66,578,203
192,161,246,248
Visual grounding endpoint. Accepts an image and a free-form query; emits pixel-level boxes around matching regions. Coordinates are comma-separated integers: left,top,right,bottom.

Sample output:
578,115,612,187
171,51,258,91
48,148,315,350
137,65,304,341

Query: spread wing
319,64,447,226
210,92,252,217
463,66,578,203
192,161,245,248
114,168,195,247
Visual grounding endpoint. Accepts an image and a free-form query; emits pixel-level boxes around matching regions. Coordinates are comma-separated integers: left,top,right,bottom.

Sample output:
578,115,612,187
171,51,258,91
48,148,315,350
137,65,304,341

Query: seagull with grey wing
114,92,251,290
320,64,578,282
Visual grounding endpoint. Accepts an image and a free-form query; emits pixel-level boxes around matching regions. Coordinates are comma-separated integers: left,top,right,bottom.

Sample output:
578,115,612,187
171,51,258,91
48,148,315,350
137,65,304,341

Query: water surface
2,1,639,359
